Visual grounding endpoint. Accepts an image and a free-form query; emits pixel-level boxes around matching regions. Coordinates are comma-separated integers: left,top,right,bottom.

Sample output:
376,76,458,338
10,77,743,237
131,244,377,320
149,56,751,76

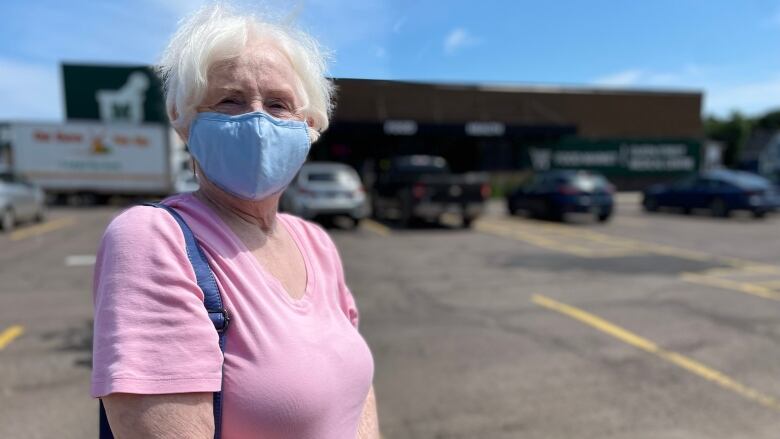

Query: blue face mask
188,111,311,200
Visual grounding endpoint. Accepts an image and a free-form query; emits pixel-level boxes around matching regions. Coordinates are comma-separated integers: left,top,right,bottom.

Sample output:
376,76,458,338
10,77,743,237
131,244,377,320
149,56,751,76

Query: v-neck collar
185,193,315,310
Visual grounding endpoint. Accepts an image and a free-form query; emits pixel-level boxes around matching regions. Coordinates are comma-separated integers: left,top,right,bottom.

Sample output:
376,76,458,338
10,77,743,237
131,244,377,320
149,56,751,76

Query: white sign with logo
9,122,169,192
95,72,150,123
619,143,696,171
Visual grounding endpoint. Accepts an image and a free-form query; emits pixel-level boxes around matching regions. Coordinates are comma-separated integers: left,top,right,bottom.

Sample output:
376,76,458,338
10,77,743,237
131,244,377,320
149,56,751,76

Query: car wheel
753,209,767,219
371,196,382,220
399,194,413,228
34,207,46,223
462,216,474,229
710,198,728,218
597,212,612,223
1,209,15,232
350,217,362,229
545,201,563,222
507,202,517,216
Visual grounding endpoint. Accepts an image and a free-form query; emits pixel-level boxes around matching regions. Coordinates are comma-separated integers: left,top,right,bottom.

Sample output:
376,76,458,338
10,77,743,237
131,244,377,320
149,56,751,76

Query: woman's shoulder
101,203,185,250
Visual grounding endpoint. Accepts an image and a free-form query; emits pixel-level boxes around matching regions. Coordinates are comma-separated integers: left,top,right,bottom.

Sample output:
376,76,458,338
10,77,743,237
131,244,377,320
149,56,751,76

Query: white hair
157,4,335,142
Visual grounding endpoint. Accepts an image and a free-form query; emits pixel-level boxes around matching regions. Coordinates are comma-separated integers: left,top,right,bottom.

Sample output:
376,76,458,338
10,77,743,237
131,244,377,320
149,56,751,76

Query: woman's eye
219,98,240,105
267,100,289,111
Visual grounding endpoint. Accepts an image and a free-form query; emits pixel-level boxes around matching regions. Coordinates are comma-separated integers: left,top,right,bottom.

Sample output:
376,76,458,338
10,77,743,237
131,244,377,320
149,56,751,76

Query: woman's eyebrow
262,86,297,99
214,86,245,95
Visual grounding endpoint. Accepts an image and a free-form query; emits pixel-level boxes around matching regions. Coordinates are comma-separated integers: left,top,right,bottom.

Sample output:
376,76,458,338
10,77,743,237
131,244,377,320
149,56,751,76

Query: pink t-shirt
91,193,374,439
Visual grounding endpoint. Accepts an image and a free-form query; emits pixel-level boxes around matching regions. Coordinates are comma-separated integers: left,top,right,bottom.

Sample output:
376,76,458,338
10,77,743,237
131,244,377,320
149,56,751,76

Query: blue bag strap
99,202,228,439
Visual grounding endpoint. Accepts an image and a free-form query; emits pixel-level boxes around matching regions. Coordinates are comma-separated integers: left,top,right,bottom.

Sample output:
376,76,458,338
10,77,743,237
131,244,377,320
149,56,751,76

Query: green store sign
527,139,701,175
61,63,167,124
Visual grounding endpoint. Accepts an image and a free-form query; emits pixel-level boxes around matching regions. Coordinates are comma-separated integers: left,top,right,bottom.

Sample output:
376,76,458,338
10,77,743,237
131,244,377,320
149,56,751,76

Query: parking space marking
0,325,24,350
478,216,777,267
476,220,630,258
361,219,391,236
754,279,780,288
532,294,780,412
681,272,780,301
479,216,780,304
477,218,652,258
65,254,97,267
9,217,76,241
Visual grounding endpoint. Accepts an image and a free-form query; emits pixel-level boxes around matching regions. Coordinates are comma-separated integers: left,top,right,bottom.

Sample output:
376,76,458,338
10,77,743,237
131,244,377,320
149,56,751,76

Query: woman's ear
306,117,321,143
170,107,189,141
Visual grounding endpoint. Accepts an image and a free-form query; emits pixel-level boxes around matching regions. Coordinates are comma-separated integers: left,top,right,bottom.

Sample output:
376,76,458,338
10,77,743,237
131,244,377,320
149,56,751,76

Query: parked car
371,155,490,228
642,169,780,218
280,162,370,227
506,170,615,222
0,172,46,232
173,172,200,194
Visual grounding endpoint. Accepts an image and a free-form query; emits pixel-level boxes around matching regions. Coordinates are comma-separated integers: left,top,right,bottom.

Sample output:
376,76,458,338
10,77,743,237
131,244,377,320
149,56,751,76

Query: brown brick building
313,79,703,187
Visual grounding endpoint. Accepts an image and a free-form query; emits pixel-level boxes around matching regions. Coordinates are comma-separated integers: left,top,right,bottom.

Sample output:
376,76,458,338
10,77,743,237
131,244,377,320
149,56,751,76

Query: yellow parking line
0,325,24,350
481,216,775,268
9,217,75,241
361,219,391,237
721,262,780,274
753,279,780,288
532,294,780,412
476,220,604,257
680,273,780,301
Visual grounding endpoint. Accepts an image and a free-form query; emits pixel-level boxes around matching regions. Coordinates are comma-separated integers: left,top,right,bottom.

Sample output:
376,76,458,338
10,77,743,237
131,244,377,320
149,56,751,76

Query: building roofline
333,77,703,98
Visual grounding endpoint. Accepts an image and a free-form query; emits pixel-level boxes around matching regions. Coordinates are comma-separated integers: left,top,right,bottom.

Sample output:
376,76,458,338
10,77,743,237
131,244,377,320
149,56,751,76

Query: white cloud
0,59,61,120
443,28,480,55
593,69,644,87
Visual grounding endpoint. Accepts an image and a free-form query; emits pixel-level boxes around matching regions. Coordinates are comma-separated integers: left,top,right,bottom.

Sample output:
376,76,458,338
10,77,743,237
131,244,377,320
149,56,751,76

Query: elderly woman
90,5,378,439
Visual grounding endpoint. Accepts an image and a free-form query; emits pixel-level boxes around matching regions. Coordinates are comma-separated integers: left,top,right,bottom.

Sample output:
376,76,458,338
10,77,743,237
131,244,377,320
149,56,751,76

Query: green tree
703,112,753,166
754,110,780,130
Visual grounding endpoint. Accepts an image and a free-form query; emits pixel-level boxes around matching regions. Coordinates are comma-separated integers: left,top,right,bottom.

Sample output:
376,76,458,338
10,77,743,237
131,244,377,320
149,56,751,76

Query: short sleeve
91,206,223,397
339,276,360,329
316,223,360,328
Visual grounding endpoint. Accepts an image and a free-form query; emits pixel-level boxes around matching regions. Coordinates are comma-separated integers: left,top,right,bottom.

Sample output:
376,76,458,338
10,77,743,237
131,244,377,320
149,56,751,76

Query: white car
0,173,46,232
173,172,200,194
281,162,370,227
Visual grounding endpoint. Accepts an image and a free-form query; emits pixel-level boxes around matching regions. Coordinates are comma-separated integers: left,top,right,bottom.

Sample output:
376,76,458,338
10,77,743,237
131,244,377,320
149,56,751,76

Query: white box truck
7,121,192,203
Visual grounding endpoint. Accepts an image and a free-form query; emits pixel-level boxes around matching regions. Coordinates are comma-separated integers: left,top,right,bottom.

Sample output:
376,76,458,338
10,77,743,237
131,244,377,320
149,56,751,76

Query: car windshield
306,172,336,182
303,169,359,187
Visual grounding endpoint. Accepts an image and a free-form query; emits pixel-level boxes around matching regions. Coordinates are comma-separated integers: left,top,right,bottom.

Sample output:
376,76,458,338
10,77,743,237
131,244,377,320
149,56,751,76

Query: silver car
0,173,46,232
281,162,370,226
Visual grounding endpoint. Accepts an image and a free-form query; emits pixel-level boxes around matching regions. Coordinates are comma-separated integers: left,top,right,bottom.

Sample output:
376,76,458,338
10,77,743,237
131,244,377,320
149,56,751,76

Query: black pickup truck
371,155,490,228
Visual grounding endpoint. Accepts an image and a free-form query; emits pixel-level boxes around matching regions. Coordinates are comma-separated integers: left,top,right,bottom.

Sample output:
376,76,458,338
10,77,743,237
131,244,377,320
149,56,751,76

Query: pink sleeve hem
91,376,222,398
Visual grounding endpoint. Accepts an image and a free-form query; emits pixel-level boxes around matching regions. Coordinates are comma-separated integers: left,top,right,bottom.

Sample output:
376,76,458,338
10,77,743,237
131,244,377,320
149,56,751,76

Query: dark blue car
507,170,615,222
642,170,780,218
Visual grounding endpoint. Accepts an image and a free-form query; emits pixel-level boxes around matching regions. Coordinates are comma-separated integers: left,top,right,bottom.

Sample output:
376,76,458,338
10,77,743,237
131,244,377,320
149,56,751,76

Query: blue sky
2,0,780,120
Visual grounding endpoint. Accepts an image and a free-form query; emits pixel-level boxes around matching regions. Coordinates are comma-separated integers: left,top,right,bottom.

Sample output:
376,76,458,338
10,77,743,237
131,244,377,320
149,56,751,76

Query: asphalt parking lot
2,194,780,438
